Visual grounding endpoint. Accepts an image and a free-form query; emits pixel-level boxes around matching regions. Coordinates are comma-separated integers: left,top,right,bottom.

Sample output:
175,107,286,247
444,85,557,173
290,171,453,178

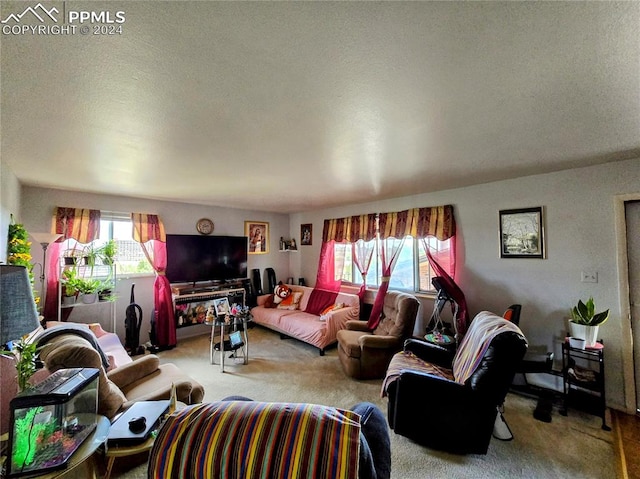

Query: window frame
336,235,447,295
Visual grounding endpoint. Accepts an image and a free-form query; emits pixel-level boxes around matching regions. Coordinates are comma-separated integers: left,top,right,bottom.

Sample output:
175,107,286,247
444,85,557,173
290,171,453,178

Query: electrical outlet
581,271,598,283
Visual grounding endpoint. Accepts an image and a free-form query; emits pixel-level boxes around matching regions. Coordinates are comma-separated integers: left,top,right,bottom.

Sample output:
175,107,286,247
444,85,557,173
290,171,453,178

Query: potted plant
82,243,100,269
1,338,45,392
60,268,81,305
569,297,609,347
97,279,116,302
77,278,101,304
98,239,117,266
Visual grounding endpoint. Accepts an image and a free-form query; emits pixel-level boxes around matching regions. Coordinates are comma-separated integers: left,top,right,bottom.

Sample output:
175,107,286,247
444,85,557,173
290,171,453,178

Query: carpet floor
102,325,615,479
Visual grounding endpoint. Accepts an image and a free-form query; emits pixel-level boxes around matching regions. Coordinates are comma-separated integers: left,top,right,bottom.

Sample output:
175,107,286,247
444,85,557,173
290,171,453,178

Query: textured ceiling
2,1,639,213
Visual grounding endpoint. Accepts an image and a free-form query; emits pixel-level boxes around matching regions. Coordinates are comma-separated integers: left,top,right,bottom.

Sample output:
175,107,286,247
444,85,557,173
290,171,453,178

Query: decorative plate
196,218,214,235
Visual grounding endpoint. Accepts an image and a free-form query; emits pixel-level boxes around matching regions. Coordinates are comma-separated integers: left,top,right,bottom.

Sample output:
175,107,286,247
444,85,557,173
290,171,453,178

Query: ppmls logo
1,3,59,24
2,3,125,36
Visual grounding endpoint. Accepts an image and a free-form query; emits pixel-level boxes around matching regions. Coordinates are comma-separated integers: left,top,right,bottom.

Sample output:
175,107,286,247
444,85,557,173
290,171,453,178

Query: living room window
335,235,451,293
61,214,154,276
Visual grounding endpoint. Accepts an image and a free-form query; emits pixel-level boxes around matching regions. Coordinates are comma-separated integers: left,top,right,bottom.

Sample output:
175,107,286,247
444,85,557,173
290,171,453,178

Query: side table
206,316,250,372
560,338,610,431
102,401,186,479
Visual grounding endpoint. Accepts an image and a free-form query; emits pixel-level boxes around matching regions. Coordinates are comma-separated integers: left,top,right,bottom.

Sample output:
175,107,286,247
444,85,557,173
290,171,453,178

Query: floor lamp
30,232,62,316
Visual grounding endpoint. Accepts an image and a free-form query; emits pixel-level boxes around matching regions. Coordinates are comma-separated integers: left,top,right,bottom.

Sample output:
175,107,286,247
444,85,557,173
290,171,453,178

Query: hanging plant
7,215,39,309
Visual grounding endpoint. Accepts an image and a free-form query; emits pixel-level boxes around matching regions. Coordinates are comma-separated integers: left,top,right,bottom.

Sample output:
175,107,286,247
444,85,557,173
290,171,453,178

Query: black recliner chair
383,312,527,454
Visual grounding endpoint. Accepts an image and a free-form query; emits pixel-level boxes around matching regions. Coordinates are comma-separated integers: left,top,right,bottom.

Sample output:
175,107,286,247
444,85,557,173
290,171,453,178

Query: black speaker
251,268,262,296
265,267,276,294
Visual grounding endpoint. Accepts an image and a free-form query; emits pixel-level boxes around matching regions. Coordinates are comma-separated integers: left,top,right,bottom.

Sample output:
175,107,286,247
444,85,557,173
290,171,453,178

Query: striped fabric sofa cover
148,401,362,479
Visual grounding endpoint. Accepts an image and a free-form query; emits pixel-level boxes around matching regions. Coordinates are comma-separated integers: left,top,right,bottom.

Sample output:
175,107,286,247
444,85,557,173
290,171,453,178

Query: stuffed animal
264,282,292,308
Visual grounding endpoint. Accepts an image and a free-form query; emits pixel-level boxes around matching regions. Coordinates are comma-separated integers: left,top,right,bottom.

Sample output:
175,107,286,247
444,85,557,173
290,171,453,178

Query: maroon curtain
315,239,341,291
367,210,413,329
44,207,101,320
426,246,469,338
132,213,176,348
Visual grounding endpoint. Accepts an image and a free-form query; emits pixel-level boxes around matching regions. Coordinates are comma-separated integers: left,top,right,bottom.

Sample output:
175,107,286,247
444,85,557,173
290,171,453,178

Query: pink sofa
251,286,360,355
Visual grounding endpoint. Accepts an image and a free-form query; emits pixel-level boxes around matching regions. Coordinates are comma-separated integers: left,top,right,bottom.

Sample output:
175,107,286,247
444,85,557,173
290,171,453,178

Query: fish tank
6,368,99,478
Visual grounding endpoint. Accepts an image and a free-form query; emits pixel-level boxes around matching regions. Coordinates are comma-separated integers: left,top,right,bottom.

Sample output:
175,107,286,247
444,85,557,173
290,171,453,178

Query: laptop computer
107,400,171,446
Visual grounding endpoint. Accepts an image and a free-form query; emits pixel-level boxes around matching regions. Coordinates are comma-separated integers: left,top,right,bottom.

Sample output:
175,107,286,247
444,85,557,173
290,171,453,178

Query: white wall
0,162,22,264
290,158,640,410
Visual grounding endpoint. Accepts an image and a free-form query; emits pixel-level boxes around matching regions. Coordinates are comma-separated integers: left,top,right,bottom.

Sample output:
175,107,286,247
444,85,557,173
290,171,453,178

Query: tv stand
171,279,248,297
172,284,246,329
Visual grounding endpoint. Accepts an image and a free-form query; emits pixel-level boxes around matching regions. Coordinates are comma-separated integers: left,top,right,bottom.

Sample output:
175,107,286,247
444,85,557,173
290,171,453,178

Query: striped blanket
452,311,525,385
148,401,361,479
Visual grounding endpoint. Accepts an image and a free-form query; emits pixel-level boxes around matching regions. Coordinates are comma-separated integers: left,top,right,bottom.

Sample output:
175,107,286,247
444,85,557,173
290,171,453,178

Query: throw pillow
277,292,303,310
319,302,346,320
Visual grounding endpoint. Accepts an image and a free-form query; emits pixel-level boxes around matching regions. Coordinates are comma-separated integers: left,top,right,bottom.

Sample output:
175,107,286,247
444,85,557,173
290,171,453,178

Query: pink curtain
424,245,469,338
317,205,457,330
367,210,412,329
316,214,376,293
315,239,342,291
368,206,457,330
349,214,377,299
44,207,101,320
352,240,375,299
131,213,176,348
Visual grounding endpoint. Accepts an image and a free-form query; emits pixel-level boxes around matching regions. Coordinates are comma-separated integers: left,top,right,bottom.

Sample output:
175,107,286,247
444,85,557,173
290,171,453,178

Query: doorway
626,200,640,412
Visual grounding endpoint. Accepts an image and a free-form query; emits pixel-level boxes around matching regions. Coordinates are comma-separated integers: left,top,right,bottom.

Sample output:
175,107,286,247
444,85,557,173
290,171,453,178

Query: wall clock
196,218,214,235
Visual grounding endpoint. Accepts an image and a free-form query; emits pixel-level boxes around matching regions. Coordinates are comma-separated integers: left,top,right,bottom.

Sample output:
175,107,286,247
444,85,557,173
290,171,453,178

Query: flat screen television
165,234,248,284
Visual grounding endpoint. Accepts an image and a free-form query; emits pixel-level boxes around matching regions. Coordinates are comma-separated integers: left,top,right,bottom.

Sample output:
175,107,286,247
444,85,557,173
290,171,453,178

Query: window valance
53,207,100,243
131,213,166,243
322,205,455,243
322,213,377,243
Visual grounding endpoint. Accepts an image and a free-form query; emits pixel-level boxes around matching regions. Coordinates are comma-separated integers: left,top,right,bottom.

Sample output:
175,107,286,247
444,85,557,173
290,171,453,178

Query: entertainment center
165,234,250,329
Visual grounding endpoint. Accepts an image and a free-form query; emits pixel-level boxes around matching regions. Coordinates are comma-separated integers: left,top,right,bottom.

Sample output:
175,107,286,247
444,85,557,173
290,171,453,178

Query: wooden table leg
103,456,116,479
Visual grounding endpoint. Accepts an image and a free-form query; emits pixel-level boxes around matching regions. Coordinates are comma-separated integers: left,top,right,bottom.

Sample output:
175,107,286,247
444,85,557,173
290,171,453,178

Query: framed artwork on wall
301,223,312,245
499,207,545,259
245,221,269,254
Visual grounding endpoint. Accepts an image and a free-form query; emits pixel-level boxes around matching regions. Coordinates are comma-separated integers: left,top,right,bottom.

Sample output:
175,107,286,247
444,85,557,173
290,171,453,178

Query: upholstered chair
382,311,528,454
337,291,419,380
37,331,204,419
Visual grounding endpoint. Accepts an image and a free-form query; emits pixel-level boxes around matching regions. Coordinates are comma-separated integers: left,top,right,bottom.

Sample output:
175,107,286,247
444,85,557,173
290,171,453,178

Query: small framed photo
213,297,230,317
300,223,312,246
499,207,545,259
245,221,269,254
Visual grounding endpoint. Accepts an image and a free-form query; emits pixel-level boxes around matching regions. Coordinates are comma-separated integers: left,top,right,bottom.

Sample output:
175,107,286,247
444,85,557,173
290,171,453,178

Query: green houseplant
77,278,101,303
570,297,610,326
569,297,609,347
61,268,82,304
1,338,45,392
98,239,117,266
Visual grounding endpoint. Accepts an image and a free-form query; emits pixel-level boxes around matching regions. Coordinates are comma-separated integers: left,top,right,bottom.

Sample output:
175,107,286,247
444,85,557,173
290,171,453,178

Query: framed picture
213,297,230,317
499,207,545,259
245,221,269,254
300,223,312,246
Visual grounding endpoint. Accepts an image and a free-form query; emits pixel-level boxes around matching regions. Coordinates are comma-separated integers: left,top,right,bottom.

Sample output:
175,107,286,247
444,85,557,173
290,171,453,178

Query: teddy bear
263,281,292,308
